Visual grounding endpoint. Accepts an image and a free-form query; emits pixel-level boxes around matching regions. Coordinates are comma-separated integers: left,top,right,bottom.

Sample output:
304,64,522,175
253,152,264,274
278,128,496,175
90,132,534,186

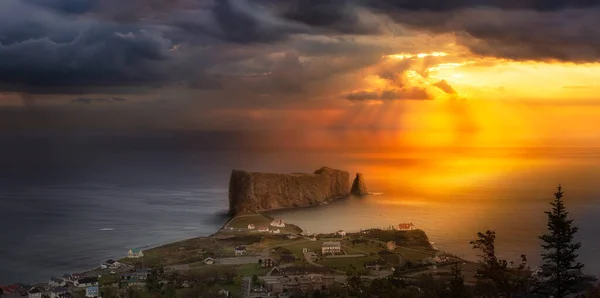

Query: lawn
226,214,271,229
279,240,322,257
394,247,435,263
316,256,379,274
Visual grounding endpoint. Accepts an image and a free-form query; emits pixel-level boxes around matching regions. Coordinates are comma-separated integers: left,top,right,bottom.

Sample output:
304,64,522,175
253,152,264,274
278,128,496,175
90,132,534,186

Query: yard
316,255,380,274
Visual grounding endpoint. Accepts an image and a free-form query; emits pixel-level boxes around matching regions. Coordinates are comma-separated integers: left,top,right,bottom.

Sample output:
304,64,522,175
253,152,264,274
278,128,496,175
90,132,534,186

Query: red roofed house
397,223,416,231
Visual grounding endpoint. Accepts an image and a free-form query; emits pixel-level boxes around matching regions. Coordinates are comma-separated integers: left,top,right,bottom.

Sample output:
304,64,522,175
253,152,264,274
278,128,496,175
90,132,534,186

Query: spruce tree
539,185,583,298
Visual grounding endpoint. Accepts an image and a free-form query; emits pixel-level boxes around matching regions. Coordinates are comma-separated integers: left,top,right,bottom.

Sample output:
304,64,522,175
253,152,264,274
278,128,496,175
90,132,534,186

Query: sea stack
228,167,351,214
351,173,368,196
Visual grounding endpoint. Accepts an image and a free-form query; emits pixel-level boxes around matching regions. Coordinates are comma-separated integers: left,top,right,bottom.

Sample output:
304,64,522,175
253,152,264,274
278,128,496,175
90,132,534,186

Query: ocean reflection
270,147,600,274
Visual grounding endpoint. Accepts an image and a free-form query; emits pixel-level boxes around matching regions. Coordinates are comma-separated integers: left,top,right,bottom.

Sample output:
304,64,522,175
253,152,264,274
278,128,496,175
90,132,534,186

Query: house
204,257,215,265
74,277,98,288
336,230,346,237
85,286,99,298
386,241,397,251
234,246,246,256
127,248,144,258
28,287,42,298
62,274,73,284
310,236,317,241
257,226,270,232
50,287,68,298
397,223,416,231
271,229,280,234
302,248,309,253
247,224,256,230
321,241,341,255
49,277,65,287
218,289,230,297
507,261,516,269
287,235,298,240
270,219,285,228
103,259,120,268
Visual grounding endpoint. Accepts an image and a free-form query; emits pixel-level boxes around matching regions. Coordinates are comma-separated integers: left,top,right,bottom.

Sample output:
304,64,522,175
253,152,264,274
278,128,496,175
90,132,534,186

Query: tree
0,287,4,297
539,185,584,298
448,262,470,298
470,230,528,296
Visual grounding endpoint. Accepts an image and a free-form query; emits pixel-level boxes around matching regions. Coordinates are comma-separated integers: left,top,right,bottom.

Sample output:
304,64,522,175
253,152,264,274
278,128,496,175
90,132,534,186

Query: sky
2,0,600,148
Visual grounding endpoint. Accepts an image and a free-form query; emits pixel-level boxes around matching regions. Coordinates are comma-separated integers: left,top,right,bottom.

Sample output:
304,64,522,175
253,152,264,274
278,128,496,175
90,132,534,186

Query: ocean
1,132,600,283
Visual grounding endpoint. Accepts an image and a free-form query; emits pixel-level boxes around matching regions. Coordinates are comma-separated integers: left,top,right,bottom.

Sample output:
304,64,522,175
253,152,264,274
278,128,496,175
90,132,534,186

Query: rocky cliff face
229,167,350,214
351,173,368,196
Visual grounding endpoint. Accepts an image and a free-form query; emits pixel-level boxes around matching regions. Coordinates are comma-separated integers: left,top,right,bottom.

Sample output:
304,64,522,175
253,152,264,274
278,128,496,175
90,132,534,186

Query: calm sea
1,133,599,283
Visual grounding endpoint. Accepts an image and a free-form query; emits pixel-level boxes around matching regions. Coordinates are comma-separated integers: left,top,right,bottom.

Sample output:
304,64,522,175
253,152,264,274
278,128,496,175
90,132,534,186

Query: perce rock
351,173,368,196
228,167,350,214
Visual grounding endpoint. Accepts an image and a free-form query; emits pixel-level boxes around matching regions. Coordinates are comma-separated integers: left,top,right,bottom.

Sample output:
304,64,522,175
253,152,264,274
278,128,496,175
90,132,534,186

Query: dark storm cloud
346,88,431,101
0,0,173,94
361,0,600,62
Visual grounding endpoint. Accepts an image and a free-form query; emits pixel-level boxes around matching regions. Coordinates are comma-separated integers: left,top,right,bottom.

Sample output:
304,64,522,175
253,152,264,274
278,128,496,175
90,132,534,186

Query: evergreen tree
470,230,528,296
539,185,584,298
448,261,470,298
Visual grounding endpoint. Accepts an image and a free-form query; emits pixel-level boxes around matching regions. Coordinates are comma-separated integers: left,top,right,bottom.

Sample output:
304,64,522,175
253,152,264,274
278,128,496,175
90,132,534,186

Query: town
0,212,593,298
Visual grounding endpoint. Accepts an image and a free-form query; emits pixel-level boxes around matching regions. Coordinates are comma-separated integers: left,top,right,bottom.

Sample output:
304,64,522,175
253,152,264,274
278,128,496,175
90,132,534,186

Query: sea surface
1,133,600,283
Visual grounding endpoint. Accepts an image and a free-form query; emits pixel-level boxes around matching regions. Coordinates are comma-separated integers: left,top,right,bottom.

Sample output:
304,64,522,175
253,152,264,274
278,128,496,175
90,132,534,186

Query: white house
397,223,416,231
204,257,215,265
270,219,285,228
234,246,246,256
28,287,42,298
310,236,317,242
302,248,309,253
85,286,99,298
74,277,98,288
49,277,66,287
336,230,346,237
271,229,281,234
321,241,342,255
257,226,270,232
50,287,68,298
247,224,255,230
101,259,120,269
127,248,144,258
218,289,230,297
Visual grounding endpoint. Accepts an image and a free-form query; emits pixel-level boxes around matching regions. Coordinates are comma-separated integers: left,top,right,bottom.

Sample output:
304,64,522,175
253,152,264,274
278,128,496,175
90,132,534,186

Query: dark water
1,133,600,283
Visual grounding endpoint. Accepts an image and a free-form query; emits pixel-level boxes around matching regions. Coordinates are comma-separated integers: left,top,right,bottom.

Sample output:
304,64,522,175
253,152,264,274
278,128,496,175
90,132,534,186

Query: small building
204,257,215,265
397,223,416,231
234,246,246,256
218,289,230,297
386,241,397,251
49,277,65,287
74,277,98,288
302,248,309,253
50,287,68,298
85,286,99,298
28,287,42,298
247,224,255,230
287,235,298,240
270,219,286,228
62,274,73,284
257,226,270,232
321,241,342,255
271,229,281,234
310,236,317,242
127,248,144,258
507,261,516,269
336,230,346,237
104,259,120,268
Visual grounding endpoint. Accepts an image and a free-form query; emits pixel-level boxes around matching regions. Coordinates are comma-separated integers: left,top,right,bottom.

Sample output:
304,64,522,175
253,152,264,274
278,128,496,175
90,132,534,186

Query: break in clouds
1,0,600,129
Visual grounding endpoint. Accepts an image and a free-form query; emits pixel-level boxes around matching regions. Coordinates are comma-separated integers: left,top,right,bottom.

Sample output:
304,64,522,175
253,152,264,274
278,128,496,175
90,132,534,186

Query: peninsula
229,167,351,214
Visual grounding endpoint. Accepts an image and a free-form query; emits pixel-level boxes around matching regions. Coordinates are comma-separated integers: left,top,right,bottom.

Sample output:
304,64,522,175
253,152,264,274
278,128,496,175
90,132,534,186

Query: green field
317,256,379,274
